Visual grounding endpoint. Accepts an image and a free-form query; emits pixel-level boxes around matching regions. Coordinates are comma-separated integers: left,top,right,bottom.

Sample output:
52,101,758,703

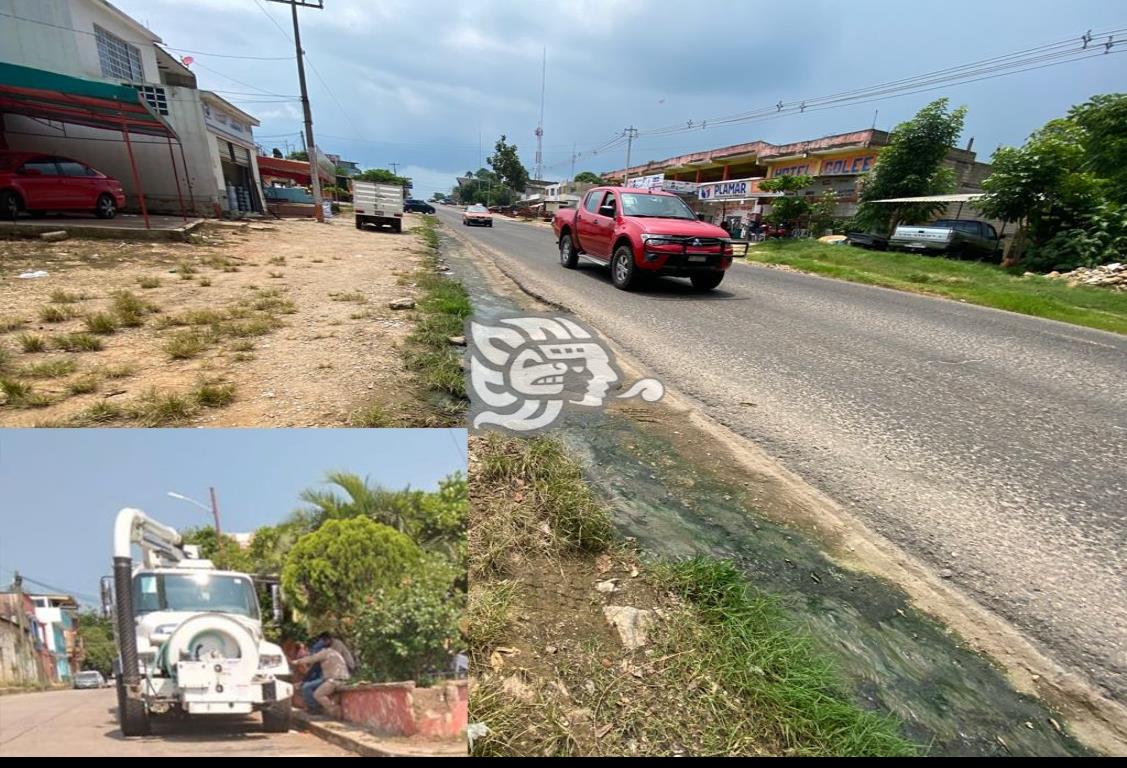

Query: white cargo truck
104,508,293,736
354,180,405,233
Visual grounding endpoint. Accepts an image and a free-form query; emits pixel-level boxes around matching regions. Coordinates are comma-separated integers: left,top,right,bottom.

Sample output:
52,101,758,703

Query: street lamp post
167,488,222,538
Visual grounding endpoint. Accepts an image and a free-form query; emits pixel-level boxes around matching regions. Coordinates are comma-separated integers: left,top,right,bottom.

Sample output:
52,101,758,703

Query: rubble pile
1044,262,1127,290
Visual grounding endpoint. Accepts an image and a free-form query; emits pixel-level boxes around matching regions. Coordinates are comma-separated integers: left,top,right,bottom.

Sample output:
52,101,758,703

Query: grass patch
49,289,86,304
747,241,1127,335
67,375,100,395
52,333,104,352
348,401,397,427
98,363,135,379
163,329,212,360
84,312,119,335
17,357,77,379
331,291,368,303
402,216,472,410
192,380,235,408
229,339,255,352
137,276,161,289
0,317,27,333
16,333,47,353
111,290,157,327
267,270,285,279
176,262,198,279
39,304,77,323
199,278,212,287
0,378,53,408
268,256,286,266
469,434,917,757
471,434,614,581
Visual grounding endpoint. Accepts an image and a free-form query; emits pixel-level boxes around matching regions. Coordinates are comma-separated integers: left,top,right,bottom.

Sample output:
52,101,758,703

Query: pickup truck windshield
620,193,695,220
133,573,260,618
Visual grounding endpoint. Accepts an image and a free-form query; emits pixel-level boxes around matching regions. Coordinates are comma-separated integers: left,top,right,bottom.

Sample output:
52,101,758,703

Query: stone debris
595,579,618,594
388,298,416,310
1045,262,1126,290
39,230,68,242
602,605,654,650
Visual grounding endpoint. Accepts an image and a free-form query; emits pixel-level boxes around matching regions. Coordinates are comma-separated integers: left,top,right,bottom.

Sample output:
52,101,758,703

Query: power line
162,45,293,61
3,570,100,604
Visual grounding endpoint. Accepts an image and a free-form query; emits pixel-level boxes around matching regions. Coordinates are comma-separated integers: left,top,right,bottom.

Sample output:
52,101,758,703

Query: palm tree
298,471,417,534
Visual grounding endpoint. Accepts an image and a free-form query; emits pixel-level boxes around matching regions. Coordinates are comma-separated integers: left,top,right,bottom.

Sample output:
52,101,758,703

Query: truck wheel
610,245,638,291
559,233,578,269
262,698,292,733
118,677,151,736
393,220,403,233
355,218,364,230
690,272,725,291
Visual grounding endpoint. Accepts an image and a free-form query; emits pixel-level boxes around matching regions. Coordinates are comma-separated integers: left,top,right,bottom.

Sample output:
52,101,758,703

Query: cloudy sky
114,0,1125,198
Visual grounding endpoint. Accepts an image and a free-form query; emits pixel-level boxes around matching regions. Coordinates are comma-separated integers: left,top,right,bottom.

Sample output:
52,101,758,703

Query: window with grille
135,85,169,115
95,25,144,82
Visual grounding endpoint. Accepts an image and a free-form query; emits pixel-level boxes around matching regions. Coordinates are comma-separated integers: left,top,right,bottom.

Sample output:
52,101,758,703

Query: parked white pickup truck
354,180,405,233
889,219,1001,259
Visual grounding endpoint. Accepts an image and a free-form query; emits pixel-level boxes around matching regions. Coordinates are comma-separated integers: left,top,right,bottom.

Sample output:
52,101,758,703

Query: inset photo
0,428,468,757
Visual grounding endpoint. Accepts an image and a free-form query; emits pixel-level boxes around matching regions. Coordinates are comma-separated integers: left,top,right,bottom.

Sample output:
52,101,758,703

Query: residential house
0,591,53,687
0,0,263,216
31,593,82,682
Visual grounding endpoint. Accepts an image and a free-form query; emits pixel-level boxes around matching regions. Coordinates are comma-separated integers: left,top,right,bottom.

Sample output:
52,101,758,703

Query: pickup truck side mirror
598,205,616,217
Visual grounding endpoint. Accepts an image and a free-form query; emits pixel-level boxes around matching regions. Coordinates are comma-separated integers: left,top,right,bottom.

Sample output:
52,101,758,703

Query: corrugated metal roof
871,193,984,203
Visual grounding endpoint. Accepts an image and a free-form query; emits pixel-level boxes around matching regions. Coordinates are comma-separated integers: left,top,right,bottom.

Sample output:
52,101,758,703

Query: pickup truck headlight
258,654,284,670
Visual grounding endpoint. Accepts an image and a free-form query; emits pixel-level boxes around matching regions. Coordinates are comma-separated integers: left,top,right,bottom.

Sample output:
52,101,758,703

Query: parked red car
553,186,733,291
0,151,126,220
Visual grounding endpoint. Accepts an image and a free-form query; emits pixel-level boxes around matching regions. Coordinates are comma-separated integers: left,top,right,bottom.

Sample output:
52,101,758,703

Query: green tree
76,611,116,676
573,171,604,184
356,168,412,188
808,190,841,235
980,93,1127,270
286,150,308,161
854,98,967,235
282,517,423,631
761,175,813,231
298,471,467,563
179,526,254,573
487,135,529,192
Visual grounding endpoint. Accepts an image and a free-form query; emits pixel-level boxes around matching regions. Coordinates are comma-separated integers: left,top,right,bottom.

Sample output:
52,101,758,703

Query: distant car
0,151,126,220
404,199,436,214
463,204,493,227
845,231,890,250
73,670,106,689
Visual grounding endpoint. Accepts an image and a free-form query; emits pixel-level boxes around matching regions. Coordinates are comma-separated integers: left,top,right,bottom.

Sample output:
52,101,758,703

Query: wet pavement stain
444,226,1090,756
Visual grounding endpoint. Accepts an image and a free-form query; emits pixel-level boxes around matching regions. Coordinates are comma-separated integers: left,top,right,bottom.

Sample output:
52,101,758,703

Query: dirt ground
0,216,432,426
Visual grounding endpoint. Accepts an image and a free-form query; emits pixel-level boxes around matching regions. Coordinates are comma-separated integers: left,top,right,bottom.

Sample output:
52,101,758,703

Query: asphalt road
0,688,352,757
435,207,1127,700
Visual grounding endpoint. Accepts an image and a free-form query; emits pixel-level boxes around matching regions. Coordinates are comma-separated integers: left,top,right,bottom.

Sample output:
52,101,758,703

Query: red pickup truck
552,186,733,291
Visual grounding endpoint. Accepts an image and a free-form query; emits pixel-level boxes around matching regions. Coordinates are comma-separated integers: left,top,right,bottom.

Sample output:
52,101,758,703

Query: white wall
0,0,158,82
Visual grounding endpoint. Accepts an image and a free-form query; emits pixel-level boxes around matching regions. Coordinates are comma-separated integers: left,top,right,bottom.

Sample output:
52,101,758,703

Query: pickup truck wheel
610,245,638,290
355,218,364,230
262,698,292,733
1,190,21,220
559,233,578,268
690,272,725,291
118,677,151,736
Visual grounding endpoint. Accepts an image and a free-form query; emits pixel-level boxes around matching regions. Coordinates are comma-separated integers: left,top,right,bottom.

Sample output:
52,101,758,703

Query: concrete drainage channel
439,224,1098,756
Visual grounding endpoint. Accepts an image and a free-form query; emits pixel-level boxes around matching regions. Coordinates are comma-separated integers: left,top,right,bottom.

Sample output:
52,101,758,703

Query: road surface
435,206,1127,701
0,688,353,757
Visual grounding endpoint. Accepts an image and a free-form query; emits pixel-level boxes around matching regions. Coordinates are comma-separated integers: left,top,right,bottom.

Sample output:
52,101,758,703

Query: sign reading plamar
698,178,761,201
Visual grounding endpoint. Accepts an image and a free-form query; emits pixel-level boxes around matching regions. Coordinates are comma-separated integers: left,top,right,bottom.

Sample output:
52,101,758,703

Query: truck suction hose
113,508,182,688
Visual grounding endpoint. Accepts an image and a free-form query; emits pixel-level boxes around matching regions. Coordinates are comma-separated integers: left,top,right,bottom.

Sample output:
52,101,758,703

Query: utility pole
209,486,222,539
570,141,576,181
268,0,325,222
388,162,400,175
623,126,638,186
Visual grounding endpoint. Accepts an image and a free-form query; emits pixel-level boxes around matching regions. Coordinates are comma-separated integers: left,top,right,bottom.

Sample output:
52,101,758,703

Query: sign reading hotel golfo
697,178,762,201
819,153,877,176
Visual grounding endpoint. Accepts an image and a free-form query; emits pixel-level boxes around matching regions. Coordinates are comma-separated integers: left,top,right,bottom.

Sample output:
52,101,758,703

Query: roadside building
607,128,991,230
0,0,262,216
0,591,53,687
201,91,265,215
30,593,81,683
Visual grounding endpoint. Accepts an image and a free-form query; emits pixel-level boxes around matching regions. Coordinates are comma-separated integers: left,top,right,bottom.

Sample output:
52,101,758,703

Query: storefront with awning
0,61,190,227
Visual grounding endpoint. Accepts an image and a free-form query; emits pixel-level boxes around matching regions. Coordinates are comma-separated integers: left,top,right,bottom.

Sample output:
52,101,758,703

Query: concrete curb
293,711,467,757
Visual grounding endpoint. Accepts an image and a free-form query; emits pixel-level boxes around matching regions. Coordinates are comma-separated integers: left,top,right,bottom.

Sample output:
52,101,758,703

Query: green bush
282,517,422,630
351,559,464,683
